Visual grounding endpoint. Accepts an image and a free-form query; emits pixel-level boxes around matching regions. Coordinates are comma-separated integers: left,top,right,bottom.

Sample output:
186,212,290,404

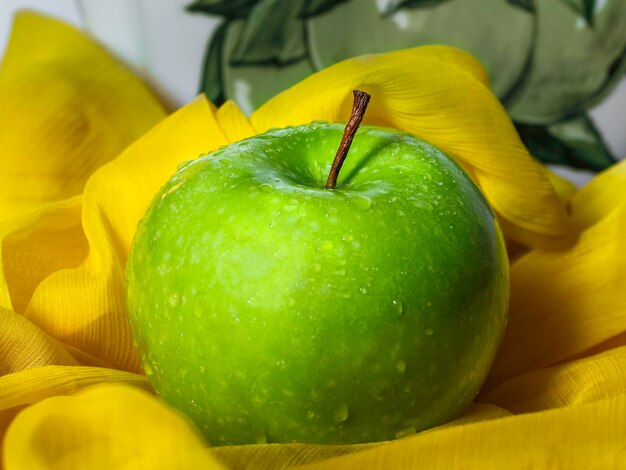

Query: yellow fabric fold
543,167,577,208
487,162,626,387
213,442,377,470
0,196,86,314
482,346,626,413
3,383,224,470
571,159,626,229
0,366,149,412
295,393,626,469
216,100,257,143
0,308,78,374
0,366,149,452
251,46,574,248
0,12,166,223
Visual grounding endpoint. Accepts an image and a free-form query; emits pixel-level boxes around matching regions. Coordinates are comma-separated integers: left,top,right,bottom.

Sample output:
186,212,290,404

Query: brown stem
325,90,371,190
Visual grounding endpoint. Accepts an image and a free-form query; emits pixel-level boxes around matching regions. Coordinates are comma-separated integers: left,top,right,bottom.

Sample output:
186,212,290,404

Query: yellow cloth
2,11,626,469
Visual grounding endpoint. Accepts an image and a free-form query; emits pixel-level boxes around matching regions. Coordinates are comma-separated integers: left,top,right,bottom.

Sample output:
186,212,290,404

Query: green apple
126,92,509,446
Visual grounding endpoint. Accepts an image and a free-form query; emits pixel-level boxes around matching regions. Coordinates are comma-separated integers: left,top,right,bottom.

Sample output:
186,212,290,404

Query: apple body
126,123,509,446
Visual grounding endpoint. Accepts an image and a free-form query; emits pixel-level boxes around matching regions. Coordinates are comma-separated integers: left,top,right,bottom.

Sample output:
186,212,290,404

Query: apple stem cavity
325,90,371,190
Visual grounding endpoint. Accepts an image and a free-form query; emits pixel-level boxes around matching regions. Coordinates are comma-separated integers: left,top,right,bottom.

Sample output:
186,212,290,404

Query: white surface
78,0,219,108
78,0,146,75
590,77,626,159
132,0,219,108
0,0,82,58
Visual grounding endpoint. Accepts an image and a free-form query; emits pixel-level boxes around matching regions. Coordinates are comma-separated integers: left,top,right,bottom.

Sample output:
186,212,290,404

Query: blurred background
1,0,625,185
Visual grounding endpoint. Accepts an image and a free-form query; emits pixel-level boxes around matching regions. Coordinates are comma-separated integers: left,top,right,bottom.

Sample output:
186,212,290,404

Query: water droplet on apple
307,410,318,421
176,160,193,171
259,183,274,193
143,363,154,376
168,293,181,307
412,200,433,211
320,240,334,251
160,182,183,200
395,360,406,374
333,404,349,423
422,173,432,181
436,181,444,186
392,300,404,315
346,194,372,211
199,365,206,374
390,143,400,155
157,264,168,276
418,183,430,193
359,287,368,295
396,209,406,217
425,328,434,336
312,263,322,272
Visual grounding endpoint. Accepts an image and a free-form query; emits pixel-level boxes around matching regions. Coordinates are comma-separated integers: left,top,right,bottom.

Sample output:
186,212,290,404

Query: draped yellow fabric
0,12,166,223
2,11,626,470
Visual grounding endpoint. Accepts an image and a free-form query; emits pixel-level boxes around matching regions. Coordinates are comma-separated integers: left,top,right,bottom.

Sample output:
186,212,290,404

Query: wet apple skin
126,123,509,445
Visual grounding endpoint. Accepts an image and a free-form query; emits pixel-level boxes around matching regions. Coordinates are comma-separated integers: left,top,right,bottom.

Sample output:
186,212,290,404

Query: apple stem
325,90,371,190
